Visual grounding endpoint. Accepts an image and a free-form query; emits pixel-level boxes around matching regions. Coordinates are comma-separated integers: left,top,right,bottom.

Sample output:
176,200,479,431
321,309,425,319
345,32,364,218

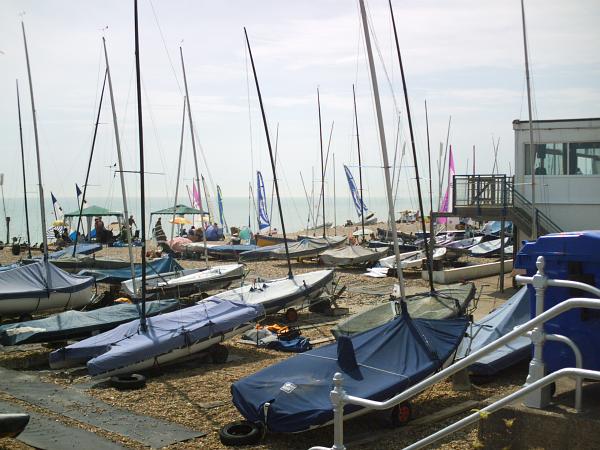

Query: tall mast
16,80,32,258
72,70,108,257
332,152,337,231
358,0,405,299
103,36,136,287
317,88,326,238
521,0,537,239
244,28,293,278
21,21,50,284
180,47,210,264
134,0,147,331
170,98,186,241
425,100,434,265
352,84,366,241
388,0,434,292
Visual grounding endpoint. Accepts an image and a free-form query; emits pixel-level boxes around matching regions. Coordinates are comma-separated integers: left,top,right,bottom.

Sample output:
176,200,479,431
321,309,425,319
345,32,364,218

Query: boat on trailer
231,305,468,433
49,298,264,377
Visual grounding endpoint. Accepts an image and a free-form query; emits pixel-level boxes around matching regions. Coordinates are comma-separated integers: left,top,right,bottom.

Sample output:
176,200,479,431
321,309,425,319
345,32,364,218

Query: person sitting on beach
62,228,72,244
205,223,219,241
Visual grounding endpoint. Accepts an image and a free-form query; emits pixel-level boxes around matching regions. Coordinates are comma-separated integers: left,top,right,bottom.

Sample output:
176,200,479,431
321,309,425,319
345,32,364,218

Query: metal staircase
452,174,563,236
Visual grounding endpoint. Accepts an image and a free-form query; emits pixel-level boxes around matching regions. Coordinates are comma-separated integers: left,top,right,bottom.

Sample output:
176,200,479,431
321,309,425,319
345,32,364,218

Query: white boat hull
0,286,94,316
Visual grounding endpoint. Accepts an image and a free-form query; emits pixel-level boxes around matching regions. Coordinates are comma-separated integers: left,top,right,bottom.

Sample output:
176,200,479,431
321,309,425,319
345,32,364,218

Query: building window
569,142,600,175
524,143,567,175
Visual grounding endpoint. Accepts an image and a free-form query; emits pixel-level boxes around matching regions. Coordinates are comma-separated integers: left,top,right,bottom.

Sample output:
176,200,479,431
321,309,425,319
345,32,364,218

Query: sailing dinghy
319,245,388,268
270,239,329,260
456,286,530,375
0,299,179,346
231,305,468,433
469,237,510,257
78,256,182,284
49,298,264,377
0,261,95,316
121,264,245,298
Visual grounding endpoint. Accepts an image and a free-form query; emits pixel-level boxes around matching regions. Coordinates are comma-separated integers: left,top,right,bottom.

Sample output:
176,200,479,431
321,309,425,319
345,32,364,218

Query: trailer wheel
285,307,298,323
109,373,146,390
210,344,229,364
219,420,263,446
391,402,412,427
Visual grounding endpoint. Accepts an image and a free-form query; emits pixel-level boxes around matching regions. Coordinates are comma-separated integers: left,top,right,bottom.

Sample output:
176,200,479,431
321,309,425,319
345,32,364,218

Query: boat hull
0,286,94,316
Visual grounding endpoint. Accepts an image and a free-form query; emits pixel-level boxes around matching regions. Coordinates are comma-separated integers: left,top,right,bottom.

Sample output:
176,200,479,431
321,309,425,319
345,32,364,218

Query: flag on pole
256,171,270,230
343,165,368,218
50,192,64,220
75,183,86,205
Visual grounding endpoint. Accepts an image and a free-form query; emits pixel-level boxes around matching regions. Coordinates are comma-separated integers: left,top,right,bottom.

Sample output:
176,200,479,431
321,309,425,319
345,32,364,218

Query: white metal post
524,255,552,408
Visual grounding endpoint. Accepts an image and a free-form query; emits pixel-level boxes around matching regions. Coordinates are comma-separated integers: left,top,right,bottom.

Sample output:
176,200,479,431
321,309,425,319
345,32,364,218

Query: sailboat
224,7,468,440
0,22,96,318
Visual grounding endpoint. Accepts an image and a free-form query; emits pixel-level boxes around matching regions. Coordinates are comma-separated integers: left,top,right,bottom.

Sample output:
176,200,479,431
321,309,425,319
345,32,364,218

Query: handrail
402,368,600,450
513,189,562,234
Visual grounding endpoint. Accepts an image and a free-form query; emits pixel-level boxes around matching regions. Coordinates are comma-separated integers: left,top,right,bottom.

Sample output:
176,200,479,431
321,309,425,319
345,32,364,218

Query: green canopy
150,204,207,216
64,205,123,218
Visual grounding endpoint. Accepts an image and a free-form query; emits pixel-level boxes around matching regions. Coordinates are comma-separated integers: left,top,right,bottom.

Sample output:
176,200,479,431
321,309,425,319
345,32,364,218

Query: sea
0,195,419,244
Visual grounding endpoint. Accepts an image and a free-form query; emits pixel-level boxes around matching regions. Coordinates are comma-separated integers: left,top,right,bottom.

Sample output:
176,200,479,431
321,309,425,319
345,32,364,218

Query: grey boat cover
49,298,264,377
333,283,475,337
48,244,102,259
444,236,483,250
239,244,282,262
0,261,94,300
271,239,329,260
320,246,388,267
0,299,180,346
456,287,530,375
302,236,347,248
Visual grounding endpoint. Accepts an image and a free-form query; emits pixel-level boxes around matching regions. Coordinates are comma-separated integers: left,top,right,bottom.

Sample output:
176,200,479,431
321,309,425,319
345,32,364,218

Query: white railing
309,256,600,450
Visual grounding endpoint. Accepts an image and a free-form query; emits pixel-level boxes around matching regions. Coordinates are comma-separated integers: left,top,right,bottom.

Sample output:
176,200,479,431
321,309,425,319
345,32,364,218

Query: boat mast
72,70,108,257
425,100,434,265
134,0,148,331
180,47,210,265
352,84,366,241
103,36,136,287
16,80,32,258
358,0,405,299
244,28,293,278
21,21,50,280
388,0,434,292
170,98,186,242
521,0,537,239
317,88,326,238
332,152,337,231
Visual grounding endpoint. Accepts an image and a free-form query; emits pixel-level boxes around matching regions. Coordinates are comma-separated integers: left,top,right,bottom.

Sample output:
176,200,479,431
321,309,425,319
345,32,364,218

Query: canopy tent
150,204,207,216
64,205,123,218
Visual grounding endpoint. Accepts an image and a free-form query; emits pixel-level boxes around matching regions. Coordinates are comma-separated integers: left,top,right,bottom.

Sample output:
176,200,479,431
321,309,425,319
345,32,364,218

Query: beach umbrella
52,220,66,227
169,217,191,225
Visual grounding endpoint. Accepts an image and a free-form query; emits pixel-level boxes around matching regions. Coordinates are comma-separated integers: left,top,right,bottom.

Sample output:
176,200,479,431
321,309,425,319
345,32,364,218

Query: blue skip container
515,231,600,373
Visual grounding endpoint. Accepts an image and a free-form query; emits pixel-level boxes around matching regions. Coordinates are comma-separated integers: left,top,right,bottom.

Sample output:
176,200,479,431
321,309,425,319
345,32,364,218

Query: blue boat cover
0,261,95,300
0,299,180,346
48,244,102,260
231,307,468,432
456,287,530,375
78,256,182,284
50,298,264,376
207,244,257,257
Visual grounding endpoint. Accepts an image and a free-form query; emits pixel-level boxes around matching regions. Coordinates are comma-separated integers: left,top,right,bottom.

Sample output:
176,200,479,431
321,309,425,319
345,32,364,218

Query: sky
1,0,599,209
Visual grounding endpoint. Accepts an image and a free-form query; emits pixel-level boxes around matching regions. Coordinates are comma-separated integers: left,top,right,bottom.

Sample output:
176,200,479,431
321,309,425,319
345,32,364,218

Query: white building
513,118,600,235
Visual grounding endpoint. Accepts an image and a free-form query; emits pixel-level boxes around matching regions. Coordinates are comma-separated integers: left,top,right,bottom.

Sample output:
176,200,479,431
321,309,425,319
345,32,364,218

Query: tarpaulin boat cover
232,306,468,433
0,261,95,300
239,244,281,261
48,244,102,260
332,283,475,338
271,239,329,259
207,244,258,258
78,256,182,284
0,299,180,346
456,286,530,375
49,298,264,376
320,245,388,267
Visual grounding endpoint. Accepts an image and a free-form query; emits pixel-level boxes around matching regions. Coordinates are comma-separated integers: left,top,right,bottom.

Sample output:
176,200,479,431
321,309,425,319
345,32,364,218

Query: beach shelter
150,204,208,234
64,205,124,238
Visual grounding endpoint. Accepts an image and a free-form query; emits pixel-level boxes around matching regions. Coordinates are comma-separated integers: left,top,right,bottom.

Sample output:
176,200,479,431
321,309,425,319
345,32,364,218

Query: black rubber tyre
285,307,299,323
219,420,263,446
11,244,20,256
18,313,33,323
109,373,146,390
210,344,229,364
391,402,412,427
0,413,30,438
